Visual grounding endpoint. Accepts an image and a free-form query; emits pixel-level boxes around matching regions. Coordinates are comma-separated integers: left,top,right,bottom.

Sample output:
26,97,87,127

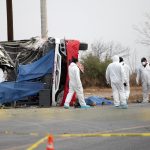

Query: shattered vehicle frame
0,37,88,107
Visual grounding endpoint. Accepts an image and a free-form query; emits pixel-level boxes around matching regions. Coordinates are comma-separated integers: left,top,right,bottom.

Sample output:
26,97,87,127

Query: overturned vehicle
0,37,88,107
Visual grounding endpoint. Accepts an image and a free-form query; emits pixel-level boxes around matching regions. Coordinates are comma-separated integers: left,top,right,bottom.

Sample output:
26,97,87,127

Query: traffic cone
46,135,55,150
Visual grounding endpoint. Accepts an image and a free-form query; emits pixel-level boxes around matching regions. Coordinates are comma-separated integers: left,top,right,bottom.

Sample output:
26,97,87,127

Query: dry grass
84,86,143,103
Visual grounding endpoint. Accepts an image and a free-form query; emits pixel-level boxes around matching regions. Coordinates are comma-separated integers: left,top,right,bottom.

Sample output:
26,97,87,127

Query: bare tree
134,13,150,46
91,40,130,61
91,41,106,59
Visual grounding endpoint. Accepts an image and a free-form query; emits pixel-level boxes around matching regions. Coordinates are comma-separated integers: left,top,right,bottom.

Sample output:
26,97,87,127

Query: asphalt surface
0,103,150,150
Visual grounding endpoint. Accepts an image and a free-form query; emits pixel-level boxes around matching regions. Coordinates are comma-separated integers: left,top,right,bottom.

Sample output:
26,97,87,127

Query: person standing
136,57,150,103
0,65,6,108
0,65,6,83
64,57,90,109
106,55,128,108
119,57,131,102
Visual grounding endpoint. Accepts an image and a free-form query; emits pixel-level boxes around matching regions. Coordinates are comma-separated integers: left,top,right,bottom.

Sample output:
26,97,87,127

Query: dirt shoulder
84,86,143,103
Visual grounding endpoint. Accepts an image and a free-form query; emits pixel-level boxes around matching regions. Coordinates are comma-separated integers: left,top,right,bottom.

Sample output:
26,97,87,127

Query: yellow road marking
60,133,150,137
27,132,150,149
27,135,48,150
26,125,150,149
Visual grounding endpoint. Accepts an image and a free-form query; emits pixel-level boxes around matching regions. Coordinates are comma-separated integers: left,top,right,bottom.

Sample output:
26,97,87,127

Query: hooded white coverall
136,63,150,102
0,68,5,83
64,62,87,107
121,62,131,101
0,68,5,106
106,55,127,106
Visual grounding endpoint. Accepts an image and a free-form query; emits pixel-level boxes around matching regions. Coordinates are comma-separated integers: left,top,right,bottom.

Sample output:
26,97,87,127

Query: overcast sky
0,0,150,64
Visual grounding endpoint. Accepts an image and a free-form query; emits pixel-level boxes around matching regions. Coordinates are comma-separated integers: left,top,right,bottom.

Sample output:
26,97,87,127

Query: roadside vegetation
81,12,150,89
80,40,137,88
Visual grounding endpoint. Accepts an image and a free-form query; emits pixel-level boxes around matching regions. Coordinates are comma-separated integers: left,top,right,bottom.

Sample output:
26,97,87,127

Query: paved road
0,103,150,150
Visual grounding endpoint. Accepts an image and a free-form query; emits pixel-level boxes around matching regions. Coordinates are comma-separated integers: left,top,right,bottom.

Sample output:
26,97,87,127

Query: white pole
40,0,48,39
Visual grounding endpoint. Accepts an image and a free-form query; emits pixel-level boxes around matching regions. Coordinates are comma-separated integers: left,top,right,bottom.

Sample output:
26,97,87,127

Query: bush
81,54,111,88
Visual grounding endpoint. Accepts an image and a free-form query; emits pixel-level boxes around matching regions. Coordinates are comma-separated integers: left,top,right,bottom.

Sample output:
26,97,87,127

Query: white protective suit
136,63,150,102
0,68,5,83
106,55,127,106
64,62,87,107
121,62,131,100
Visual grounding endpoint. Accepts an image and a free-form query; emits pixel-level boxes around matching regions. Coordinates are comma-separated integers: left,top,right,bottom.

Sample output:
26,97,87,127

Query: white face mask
121,62,124,65
142,61,146,66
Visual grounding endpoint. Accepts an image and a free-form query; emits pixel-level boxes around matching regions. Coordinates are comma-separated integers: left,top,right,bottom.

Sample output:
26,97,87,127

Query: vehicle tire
79,43,88,51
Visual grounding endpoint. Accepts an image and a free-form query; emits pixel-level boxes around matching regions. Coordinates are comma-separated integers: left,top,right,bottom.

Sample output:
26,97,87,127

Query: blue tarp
0,49,54,104
0,81,44,104
17,49,54,82
85,96,113,105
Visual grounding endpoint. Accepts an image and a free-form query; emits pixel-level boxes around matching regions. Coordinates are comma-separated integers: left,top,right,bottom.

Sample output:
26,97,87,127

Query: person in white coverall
0,66,6,83
0,65,6,107
119,57,131,101
64,57,90,109
136,57,150,103
106,55,128,108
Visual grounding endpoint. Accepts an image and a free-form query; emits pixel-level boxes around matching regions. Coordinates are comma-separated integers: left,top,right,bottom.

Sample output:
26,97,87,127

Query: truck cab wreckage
0,37,88,107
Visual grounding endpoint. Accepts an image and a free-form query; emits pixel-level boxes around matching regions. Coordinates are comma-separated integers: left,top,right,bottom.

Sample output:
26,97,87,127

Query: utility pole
6,0,14,41
40,0,48,39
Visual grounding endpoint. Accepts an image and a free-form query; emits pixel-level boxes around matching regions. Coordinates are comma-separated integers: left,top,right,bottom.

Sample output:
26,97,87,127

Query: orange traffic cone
46,135,55,150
